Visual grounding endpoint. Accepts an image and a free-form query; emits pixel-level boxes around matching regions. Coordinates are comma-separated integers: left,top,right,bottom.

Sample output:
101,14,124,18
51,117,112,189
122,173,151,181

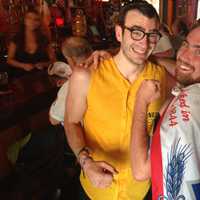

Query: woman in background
7,7,55,77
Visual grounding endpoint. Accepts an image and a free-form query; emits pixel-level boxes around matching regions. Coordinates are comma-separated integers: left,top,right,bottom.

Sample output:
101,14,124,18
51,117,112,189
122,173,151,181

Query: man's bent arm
131,97,151,181
130,80,161,181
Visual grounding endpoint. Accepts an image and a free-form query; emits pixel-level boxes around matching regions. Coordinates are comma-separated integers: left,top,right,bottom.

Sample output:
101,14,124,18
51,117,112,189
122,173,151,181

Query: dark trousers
0,125,80,200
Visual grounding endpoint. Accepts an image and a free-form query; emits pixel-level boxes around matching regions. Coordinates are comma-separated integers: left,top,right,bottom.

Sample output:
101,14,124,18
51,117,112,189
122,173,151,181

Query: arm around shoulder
156,57,176,77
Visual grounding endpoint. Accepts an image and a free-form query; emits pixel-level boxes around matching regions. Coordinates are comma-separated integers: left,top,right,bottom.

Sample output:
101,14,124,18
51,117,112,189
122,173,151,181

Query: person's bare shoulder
72,66,91,81
68,67,92,103
66,67,91,123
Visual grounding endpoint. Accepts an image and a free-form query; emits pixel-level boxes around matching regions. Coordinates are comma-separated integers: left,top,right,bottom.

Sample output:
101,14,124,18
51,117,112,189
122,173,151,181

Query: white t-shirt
153,32,173,54
49,81,69,124
151,84,200,200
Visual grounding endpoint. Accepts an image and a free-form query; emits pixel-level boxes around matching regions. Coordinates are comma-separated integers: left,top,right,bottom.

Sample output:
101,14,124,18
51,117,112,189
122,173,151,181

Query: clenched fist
137,79,161,104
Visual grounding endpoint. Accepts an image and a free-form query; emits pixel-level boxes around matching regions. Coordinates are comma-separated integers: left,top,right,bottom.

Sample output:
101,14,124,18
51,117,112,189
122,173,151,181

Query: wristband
79,154,92,169
79,153,92,178
77,146,91,159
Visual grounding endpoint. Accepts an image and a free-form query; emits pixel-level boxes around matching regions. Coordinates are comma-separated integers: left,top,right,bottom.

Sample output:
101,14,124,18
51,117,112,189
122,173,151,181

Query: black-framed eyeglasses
123,26,161,43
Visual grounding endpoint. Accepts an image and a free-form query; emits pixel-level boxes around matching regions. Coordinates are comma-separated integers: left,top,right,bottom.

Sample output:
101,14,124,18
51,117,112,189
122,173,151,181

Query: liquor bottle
72,8,87,37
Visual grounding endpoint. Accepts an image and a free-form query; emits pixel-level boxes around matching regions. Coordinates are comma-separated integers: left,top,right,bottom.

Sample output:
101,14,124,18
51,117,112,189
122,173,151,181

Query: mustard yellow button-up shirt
81,58,166,200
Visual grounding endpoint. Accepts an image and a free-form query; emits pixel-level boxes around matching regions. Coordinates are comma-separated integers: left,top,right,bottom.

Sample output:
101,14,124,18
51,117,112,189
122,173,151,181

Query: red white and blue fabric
151,84,200,200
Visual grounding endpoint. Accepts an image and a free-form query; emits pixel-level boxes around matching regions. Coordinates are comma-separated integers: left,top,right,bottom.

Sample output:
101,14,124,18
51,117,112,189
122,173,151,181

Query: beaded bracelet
79,154,92,169
77,146,91,159
78,148,92,177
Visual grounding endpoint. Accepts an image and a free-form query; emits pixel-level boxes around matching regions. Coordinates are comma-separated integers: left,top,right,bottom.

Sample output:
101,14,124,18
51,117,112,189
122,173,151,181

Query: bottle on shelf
72,8,87,37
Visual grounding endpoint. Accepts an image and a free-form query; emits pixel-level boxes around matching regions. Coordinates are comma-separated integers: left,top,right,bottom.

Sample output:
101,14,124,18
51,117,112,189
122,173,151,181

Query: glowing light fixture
55,17,64,27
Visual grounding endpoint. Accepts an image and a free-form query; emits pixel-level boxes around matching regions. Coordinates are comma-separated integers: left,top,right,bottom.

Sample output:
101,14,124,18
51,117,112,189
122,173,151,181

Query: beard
175,68,200,87
175,59,194,87
176,70,193,86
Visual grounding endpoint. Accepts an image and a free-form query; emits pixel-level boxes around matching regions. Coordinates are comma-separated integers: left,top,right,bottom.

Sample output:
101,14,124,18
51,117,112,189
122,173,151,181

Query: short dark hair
117,0,160,27
188,21,200,35
62,37,93,59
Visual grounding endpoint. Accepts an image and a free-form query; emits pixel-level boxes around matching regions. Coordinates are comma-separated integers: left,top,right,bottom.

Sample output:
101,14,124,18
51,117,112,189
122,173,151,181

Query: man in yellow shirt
64,1,175,199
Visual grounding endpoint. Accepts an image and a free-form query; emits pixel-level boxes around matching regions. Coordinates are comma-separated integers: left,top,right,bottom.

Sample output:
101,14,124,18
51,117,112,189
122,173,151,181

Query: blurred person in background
152,23,174,59
49,36,93,126
48,61,72,126
7,7,55,77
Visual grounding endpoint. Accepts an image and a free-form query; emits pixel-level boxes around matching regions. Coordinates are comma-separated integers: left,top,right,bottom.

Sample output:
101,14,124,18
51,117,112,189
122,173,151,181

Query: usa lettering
169,104,178,127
